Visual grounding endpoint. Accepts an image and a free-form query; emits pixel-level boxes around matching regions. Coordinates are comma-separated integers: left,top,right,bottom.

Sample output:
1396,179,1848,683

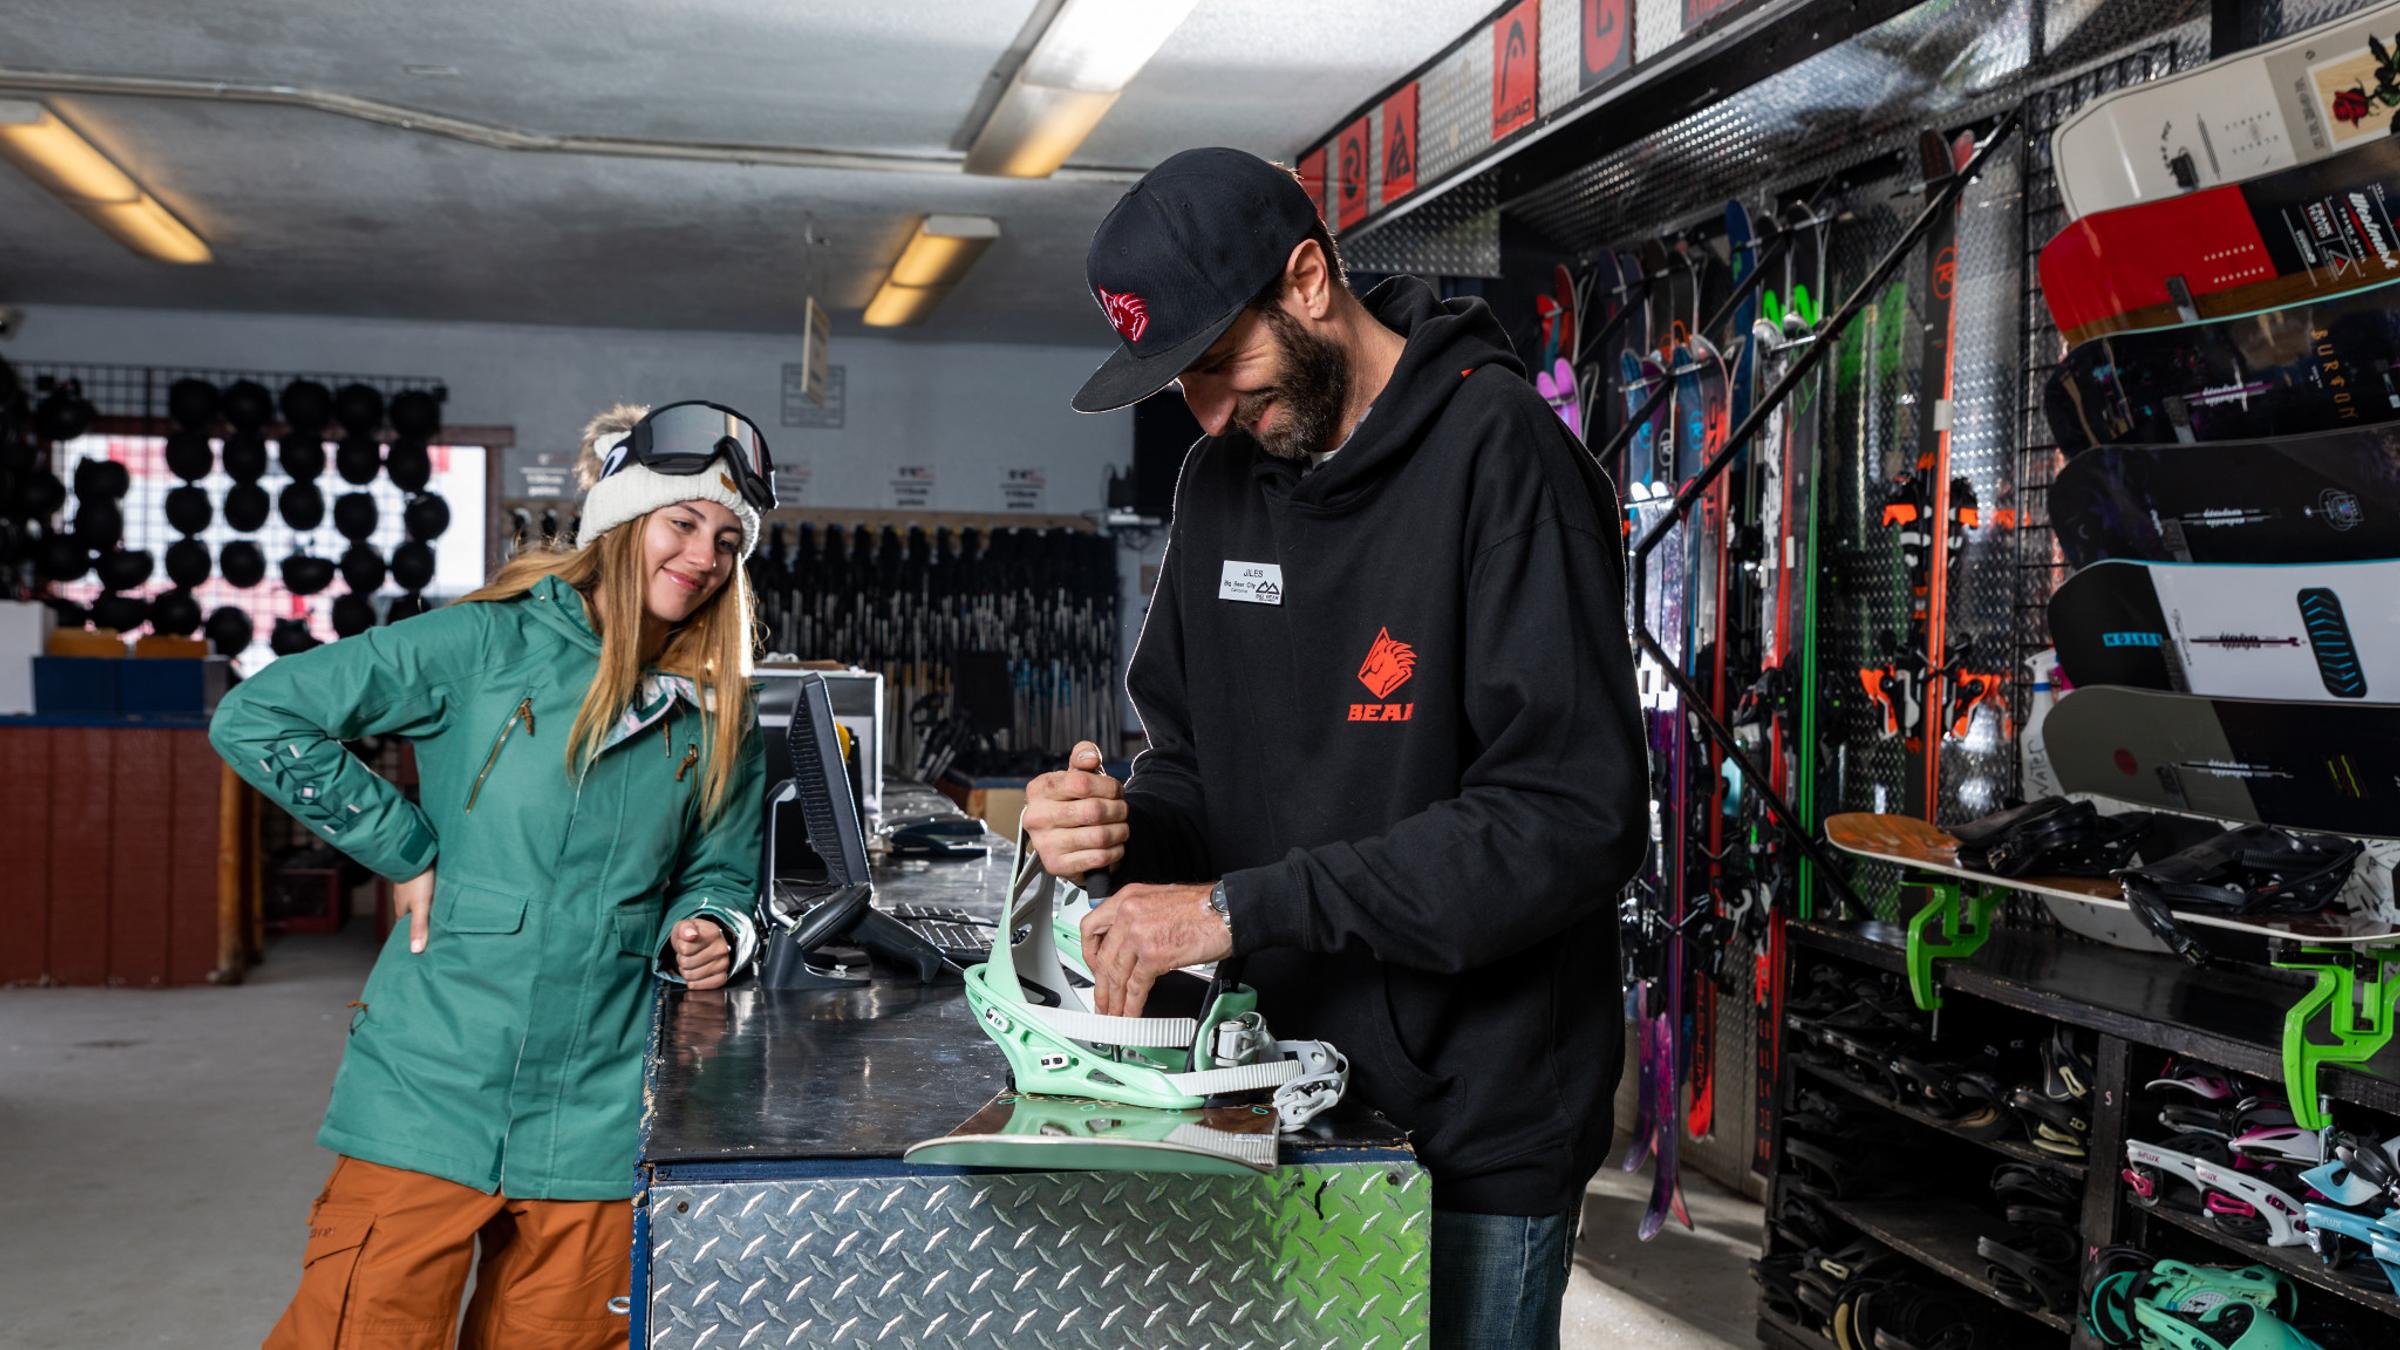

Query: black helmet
164,429,214,481
222,483,271,532
402,493,450,542
167,378,220,430
277,481,326,532
95,547,155,591
269,617,319,656
164,537,213,587
91,591,152,633
220,379,274,431
332,383,384,435
279,436,328,481
335,435,382,485
222,431,270,483
164,484,213,535
34,382,96,442
338,543,387,594
390,539,436,592
332,491,379,542
330,592,377,638
150,588,203,637
385,438,431,493
278,379,334,436
280,551,337,597
220,539,268,588
38,533,90,582
73,499,123,551
203,605,254,655
388,387,443,439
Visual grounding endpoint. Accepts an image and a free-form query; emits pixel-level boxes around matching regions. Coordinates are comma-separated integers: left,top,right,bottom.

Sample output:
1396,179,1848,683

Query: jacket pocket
614,904,666,958
464,692,537,814
437,880,528,934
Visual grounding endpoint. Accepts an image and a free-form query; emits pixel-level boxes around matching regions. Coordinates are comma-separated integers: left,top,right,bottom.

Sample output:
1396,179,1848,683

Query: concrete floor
0,926,1761,1349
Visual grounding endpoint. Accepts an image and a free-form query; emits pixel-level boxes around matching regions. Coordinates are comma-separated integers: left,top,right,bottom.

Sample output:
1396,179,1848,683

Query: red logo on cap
1098,287,1149,343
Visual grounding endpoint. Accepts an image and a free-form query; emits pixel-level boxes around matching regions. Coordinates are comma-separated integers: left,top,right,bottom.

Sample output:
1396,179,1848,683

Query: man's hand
670,919,733,990
1080,881,1233,1017
1023,740,1128,880
395,867,434,953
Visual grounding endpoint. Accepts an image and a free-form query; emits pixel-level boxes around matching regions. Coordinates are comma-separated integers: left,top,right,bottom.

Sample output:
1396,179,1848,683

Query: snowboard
2052,0,2400,219
1672,321,1730,1146
905,1091,1279,1175
2049,428,2400,567
1823,812,2398,944
2052,557,2397,702
1903,129,1975,817
2044,272,2400,454
2041,134,2400,346
2043,686,2400,838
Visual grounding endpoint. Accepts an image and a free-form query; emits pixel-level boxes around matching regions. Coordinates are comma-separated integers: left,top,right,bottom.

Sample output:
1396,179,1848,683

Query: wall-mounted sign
782,363,845,428
772,458,811,503
1491,0,1540,141
1581,0,1634,89
1335,114,1371,230
1001,466,1047,512
887,464,936,509
1379,82,1419,205
1297,145,1329,219
509,447,579,500
1684,0,1753,26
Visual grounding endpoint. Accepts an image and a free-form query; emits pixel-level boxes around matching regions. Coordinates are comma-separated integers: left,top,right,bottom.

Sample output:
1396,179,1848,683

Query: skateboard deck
2040,135,2400,346
904,1092,1279,1175
2051,557,2397,702
1824,812,2397,944
2049,429,2400,567
2044,274,2400,453
2043,686,2400,839
2053,0,2400,218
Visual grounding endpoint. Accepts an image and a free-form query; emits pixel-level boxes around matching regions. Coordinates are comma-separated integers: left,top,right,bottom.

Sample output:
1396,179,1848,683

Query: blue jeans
1430,1205,1578,1349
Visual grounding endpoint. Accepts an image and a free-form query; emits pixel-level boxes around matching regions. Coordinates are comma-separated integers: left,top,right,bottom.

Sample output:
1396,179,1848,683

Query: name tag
1219,561,1284,605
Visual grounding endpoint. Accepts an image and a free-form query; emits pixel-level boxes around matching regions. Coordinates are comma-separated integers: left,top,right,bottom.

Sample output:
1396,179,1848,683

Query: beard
1235,305,1351,461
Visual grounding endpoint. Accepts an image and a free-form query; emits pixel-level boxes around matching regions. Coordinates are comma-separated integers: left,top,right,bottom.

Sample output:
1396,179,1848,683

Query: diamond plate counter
635,783,1431,1348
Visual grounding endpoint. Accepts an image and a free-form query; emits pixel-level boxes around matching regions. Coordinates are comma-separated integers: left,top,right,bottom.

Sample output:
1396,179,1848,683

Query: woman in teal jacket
213,401,778,1348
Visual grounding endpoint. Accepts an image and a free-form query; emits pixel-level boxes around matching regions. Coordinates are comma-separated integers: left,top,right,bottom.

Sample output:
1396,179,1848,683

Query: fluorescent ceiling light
0,99,211,264
965,0,1198,177
864,216,1001,328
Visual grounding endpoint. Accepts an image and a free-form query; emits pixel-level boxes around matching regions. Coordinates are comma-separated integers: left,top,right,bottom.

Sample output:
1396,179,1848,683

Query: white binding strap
1162,1059,1304,1095
1022,1001,1197,1048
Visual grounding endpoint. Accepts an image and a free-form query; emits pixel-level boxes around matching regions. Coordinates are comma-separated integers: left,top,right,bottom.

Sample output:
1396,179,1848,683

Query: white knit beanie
577,432,763,561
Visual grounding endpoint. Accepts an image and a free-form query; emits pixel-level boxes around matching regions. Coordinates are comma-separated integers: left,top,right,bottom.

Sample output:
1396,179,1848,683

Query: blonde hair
459,401,758,826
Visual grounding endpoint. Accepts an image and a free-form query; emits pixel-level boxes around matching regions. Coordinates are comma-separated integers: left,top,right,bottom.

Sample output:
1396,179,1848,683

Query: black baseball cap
1071,147,1323,413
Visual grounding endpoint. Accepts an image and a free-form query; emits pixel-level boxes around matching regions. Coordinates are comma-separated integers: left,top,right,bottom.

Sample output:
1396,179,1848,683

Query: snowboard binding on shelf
2084,1246,2313,1349
2116,825,2363,965
1950,797,2145,879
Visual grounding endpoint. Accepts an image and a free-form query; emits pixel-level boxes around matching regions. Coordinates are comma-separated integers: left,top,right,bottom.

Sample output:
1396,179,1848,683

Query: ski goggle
599,400,778,512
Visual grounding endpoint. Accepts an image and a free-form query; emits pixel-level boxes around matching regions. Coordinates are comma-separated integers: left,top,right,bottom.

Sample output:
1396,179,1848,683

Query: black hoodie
1118,275,1648,1215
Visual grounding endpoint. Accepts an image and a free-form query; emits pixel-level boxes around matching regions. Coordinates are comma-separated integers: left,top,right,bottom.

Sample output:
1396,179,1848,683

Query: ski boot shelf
1825,812,2400,1129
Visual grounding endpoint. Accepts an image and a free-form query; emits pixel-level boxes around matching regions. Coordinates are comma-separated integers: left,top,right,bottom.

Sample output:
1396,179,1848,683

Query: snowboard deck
2049,428,2400,567
1824,812,2397,944
2041,134,2400,346
2052,0,2400,219
2043,686,2400,839
904,1092,1280,1175
1673,326,1730,1145
1908,130,1974,817
2051,557,2397,702
2044,273,2400,453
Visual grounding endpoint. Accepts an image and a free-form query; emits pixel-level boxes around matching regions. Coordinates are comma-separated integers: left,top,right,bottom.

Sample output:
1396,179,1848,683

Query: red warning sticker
1335,114,1371,230
1491,0,1539,141
1379,82,1418,206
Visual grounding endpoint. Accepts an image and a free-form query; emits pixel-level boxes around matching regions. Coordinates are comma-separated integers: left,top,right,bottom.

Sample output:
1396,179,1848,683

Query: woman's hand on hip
672,919,733,990
395,868,435,953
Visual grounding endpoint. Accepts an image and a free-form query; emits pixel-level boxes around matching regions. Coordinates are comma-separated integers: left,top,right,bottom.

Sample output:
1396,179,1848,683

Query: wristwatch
1206,880,1234,938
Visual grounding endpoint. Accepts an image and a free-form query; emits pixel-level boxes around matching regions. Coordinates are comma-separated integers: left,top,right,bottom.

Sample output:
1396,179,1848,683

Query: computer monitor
775,672,870,887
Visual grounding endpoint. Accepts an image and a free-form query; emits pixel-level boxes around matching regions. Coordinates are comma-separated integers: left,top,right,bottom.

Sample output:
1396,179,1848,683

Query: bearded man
1024,146,1647,1349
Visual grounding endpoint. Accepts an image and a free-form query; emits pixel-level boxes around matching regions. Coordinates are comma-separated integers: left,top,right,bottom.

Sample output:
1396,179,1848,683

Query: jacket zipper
465,697,536,813
499,755,588,1196
675,743,699,783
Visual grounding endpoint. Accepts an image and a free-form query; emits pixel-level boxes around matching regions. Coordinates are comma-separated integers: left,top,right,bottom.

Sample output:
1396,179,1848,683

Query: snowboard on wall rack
2039,134,2400,346
2043,275,2400,453
1822,812,2400,944
2051,0,2400,219
2049,428,2400,567
2050,557,2397,702
2042,686,2400,838
1672,322,1730,1146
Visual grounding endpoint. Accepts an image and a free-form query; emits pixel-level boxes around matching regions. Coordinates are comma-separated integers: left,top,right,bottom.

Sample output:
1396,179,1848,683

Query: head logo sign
1491,0,1539,141
1581,0,1632,88
1335,114,1371,230
1097,287,1148,343
1296,145,1329,219
1380,82,1418,206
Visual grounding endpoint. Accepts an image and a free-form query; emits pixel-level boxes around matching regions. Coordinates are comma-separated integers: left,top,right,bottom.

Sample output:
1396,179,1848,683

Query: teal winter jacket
209,574,764,1199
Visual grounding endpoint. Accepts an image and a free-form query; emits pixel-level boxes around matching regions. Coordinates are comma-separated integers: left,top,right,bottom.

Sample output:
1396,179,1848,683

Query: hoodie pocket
1368,965,1454,1102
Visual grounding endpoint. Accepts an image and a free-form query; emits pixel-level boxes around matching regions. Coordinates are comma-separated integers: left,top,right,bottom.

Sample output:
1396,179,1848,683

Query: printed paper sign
1297,145,1329,218
1001,467,1046,512
888,464,935,509
1336,115,1371,229
1581,0,1633,90
1380,82,1418,205
1491,0,1539,141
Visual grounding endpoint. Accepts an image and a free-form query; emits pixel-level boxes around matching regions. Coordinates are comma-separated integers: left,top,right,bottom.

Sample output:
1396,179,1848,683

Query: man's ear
1286,238,1334,320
